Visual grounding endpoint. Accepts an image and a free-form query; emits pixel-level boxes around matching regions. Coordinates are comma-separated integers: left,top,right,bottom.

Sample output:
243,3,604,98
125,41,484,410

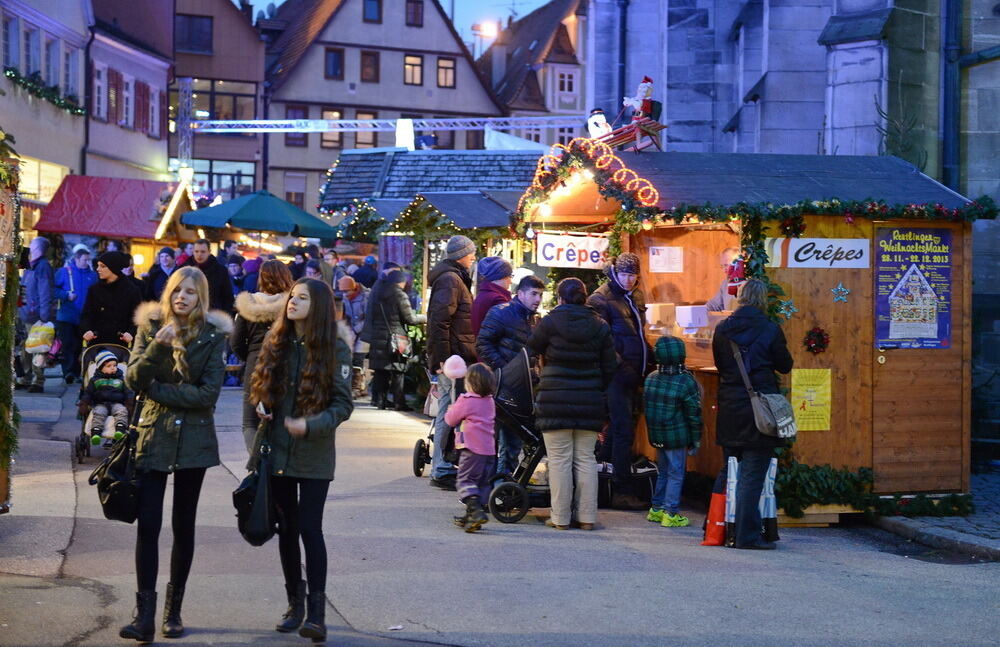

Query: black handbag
87,395,144,524
233,421,278,546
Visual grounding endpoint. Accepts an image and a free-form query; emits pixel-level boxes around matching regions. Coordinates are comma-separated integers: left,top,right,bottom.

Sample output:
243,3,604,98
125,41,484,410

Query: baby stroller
75,343,132,463
412,370,439,477
487,349,550,524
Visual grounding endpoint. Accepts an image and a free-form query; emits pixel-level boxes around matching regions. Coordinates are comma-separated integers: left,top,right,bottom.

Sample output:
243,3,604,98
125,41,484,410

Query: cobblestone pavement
916,469,1000,540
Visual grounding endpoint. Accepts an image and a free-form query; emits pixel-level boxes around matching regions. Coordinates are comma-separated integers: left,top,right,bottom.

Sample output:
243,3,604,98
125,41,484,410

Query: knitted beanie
478,256,513,281
157,246,175,259
97,251,130,277
95,350,118,372
445,235,476,261
614,252,640,275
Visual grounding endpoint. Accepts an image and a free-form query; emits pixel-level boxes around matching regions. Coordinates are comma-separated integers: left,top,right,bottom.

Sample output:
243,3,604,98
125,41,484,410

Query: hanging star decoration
831,282,850,303
778,299,798,320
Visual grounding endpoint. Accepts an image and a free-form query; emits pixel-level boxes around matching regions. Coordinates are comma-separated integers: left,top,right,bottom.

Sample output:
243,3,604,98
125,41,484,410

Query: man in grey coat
18,237,55,392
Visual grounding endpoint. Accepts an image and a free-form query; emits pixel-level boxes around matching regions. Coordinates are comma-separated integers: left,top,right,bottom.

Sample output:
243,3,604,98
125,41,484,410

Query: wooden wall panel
871,221,965,493
768,216,874,473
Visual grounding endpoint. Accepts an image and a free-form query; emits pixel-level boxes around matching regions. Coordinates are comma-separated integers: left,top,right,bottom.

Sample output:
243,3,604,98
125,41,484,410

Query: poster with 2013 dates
874,228,952,349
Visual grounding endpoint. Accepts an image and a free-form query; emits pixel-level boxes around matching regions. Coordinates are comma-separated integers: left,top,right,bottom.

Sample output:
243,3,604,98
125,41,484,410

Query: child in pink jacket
444,362,496,532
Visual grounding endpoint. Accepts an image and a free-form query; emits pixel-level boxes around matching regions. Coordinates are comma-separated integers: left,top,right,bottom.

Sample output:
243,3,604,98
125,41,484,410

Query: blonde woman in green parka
122,266,232,642
249,277,353,643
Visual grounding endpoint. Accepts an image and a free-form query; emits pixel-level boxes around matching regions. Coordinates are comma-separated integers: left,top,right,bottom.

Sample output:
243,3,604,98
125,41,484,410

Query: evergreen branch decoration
3,67,87,116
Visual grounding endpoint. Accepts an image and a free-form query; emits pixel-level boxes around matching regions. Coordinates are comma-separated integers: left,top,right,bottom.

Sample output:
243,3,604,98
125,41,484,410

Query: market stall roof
180,189,339,238
624,153,969,211
370,192,513,229
35,175,193,240
319,148,542,212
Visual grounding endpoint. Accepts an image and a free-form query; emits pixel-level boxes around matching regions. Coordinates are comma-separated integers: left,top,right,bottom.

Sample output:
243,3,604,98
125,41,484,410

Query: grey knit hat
446,235,476,261
613,252,640,275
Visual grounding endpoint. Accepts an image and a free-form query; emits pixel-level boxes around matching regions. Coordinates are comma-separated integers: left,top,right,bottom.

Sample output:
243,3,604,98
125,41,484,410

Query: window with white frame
2,14,18,70
556,127,575,145
523,127,541,143
557,70,576,94
63,47,78,96
93,63,107,120
148,90,160,137
122,76,134,127
44,37,58,85
22,23,40,74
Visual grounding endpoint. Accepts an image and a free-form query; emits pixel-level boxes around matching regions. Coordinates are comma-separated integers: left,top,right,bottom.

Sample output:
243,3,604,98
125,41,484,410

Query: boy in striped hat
81,350,132,445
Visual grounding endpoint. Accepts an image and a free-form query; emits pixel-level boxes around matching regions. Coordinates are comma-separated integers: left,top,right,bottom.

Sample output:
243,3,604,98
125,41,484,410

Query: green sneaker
662,513,690,528
646,508,665,523
90,433,102,446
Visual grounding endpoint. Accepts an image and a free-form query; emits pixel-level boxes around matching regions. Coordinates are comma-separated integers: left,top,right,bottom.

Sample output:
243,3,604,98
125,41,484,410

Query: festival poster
791,369,831,431
875,228,952,349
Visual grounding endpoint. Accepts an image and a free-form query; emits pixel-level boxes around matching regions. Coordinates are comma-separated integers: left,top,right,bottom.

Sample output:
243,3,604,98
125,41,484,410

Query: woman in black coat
231,260,293,449
366,270,424,410
80,251,144,347
525,278,618,530
711,278,793,550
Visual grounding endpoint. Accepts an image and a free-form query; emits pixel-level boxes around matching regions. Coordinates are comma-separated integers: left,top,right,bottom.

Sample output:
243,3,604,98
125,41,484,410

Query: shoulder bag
729,341,797,440
232,419,278,546
87,394,144,523
380,303,412,359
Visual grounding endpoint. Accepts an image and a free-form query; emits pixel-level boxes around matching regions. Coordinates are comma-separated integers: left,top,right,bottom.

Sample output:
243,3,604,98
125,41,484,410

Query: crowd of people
13,232,793,643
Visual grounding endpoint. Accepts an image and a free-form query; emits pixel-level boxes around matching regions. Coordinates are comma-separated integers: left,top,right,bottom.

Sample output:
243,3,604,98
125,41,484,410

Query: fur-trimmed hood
133,301,235,335
235,291,288,323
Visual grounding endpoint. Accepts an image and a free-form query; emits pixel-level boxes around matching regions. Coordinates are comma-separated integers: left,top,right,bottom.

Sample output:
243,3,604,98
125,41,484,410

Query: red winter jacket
471,280,511,338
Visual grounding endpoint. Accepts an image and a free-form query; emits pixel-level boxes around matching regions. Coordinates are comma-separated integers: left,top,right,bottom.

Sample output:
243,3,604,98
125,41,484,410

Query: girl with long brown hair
123,266,232,642
249,277,353,642
232,260,294,450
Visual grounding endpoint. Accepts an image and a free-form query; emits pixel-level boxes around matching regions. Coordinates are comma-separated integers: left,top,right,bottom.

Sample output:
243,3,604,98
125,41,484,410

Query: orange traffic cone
701,492,727,546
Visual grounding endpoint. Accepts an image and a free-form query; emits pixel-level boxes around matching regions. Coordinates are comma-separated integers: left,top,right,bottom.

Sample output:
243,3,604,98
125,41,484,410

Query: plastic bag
25,320,55,354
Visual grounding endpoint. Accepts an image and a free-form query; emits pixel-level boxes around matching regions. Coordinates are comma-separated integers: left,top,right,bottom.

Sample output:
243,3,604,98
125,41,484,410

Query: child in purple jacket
444,361,496,533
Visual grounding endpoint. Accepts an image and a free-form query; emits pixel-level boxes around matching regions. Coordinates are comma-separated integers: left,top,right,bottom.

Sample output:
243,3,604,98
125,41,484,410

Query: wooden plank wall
869,221,966,493
768,216,875,473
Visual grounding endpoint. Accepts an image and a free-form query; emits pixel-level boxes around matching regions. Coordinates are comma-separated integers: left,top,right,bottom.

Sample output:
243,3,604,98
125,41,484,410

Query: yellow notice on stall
791,369,831,431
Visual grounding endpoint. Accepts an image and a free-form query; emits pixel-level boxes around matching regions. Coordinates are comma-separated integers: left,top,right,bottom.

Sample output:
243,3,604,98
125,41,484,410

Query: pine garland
3,67,86,116
1,161,21,508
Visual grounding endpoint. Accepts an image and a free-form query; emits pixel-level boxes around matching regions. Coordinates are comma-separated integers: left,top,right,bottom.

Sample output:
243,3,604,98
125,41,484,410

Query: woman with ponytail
123,266,232,642
249,277,353,642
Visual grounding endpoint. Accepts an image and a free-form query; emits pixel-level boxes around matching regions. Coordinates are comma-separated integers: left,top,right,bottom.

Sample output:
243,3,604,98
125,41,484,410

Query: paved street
1,379,999,647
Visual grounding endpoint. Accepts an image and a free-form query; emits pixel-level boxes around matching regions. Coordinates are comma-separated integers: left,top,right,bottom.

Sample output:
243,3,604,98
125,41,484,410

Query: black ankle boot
275,580,306,633
161,582,185,638
119,590,157,642
463,495,488,533
299,590,327,642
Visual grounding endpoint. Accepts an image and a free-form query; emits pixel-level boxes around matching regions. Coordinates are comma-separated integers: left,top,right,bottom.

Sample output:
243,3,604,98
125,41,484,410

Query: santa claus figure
586,108,613,139
623,76,655,120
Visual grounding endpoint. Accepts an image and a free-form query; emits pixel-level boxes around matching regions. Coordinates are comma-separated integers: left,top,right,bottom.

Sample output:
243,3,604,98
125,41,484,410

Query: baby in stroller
80,349,132,446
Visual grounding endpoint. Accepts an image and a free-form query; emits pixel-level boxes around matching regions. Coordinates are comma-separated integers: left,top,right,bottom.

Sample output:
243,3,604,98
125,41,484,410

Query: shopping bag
25,320,55,354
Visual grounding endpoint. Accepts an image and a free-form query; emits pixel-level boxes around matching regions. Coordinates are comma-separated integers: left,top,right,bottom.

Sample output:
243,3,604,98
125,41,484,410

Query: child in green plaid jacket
643,335,703,528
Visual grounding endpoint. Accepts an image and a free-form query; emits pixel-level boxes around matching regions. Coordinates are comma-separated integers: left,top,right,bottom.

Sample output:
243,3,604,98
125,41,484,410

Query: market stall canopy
369,192,512,229
35,175,195,240
319,148,542,213
624,153,969,211
180,189,339,238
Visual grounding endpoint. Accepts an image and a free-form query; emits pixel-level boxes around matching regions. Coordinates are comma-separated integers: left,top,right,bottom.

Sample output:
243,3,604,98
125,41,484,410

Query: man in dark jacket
143,246,176,301
712,278,793,549
353,255,379,289
81,251,143,347
183,239,235,312
53,244,98,383
470,256,512,337
476,274,544,478
587,252,652,510
426,235,477,488
17,237,55,391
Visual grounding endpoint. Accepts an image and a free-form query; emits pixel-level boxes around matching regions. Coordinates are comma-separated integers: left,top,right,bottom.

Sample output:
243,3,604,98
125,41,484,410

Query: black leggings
272,476,330,593
372,369,404,407
135,468,207,591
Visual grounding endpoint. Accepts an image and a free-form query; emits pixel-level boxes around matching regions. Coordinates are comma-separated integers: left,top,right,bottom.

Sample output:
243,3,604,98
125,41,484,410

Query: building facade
0,0,91,230
478,0,591,146
168,0,265,204
260,0,503,215
85,0,173,181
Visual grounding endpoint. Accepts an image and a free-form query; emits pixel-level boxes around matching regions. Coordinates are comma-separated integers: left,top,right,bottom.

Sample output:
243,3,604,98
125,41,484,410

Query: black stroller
487,349,549,524
74,343,132,463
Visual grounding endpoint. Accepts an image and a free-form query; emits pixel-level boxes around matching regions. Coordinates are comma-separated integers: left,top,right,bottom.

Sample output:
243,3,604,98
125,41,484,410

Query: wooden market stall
516,139,996,499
